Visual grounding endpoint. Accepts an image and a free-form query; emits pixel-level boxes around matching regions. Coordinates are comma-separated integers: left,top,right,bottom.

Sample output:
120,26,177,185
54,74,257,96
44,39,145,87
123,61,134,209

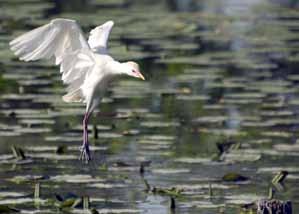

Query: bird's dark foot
79,144,91,163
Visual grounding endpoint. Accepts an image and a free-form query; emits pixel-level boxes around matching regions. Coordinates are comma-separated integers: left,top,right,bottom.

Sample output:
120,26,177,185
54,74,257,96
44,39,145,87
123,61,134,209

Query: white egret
9,18,145,162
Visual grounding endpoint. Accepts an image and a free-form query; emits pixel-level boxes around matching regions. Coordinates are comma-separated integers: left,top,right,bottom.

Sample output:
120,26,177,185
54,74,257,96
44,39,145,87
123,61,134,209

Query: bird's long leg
79,112,91,163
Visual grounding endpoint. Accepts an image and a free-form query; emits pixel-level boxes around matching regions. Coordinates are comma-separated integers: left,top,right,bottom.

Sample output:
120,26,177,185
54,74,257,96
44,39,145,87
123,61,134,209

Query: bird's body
9,18,145,162
62,51,115,112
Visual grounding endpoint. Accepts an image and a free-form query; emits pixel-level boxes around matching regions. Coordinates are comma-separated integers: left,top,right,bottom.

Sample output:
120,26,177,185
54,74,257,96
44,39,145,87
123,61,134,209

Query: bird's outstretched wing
88,20,114,54
9,18,90,65
60,49,95,102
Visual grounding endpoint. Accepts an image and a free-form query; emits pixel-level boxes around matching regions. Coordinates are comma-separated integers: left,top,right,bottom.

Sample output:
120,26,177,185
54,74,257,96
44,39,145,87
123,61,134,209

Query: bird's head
121,61,145,80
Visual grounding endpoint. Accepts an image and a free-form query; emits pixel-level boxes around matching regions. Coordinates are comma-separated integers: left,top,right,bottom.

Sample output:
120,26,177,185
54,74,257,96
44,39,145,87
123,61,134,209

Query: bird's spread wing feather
60,49,96,102
9,18,90,65
88,20,114,54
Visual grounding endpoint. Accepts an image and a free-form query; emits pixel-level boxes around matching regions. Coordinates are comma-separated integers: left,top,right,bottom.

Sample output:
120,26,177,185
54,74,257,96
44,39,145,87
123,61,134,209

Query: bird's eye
132,70,137,73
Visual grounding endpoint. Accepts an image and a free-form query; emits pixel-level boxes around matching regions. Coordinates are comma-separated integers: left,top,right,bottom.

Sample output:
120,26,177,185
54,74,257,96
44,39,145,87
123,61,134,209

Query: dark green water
0,0,299,213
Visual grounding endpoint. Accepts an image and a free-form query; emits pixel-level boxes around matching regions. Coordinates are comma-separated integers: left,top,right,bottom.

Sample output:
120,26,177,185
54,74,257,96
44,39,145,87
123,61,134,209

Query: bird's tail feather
62,88,83,103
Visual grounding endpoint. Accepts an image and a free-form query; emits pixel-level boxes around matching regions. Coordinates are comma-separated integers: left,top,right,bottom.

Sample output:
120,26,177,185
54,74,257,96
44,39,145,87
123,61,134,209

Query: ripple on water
2,1,299,213
225,194,264,205
152,168,191,174
50,174,104,183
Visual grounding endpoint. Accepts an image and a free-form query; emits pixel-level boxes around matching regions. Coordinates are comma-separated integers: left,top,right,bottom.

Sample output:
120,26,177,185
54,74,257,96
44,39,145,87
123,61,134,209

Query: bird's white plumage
9,19,89,64
60,49,95,98
9,18,115,113
88,20,114,54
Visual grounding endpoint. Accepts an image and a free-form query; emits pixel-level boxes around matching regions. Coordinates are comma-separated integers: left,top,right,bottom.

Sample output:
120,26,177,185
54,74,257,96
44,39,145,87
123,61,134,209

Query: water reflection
0,0,299,213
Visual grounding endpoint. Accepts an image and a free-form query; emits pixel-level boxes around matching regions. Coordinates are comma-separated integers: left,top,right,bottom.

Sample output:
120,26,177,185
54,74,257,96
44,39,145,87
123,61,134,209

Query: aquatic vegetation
0,0,298,213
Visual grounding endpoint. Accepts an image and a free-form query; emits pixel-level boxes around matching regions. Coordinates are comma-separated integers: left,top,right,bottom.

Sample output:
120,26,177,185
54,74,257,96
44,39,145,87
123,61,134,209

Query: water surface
0,0,299,213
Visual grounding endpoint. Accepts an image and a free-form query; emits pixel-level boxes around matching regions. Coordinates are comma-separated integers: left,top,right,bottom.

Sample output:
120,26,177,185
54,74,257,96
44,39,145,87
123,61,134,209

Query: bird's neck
106,60,129,76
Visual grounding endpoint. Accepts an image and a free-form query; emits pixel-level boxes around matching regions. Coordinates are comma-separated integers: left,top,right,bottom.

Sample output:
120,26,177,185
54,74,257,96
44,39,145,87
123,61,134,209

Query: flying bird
9,18,145,163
